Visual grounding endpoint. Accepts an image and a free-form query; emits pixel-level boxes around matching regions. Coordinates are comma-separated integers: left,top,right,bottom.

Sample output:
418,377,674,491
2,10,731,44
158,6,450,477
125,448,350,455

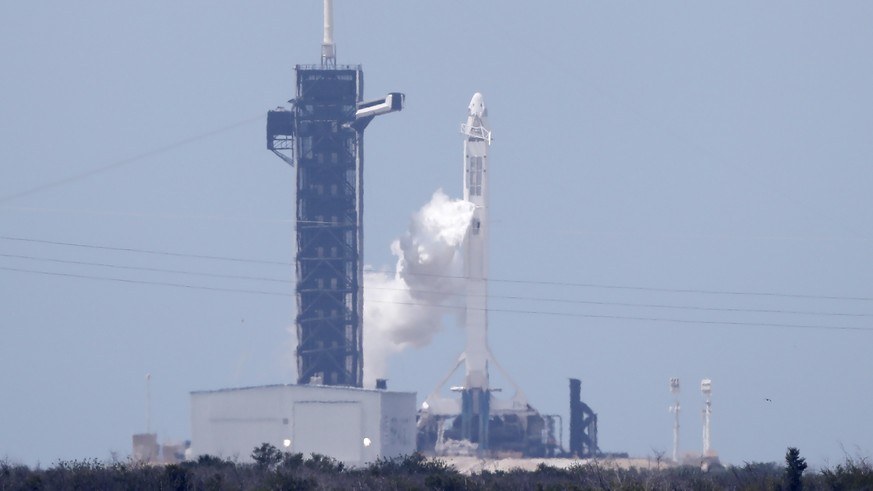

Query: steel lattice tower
266,0,402,387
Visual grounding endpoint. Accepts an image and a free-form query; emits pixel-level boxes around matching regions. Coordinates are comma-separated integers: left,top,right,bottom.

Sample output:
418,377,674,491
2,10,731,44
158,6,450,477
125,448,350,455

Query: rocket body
462,93,492,390
418,94,545,453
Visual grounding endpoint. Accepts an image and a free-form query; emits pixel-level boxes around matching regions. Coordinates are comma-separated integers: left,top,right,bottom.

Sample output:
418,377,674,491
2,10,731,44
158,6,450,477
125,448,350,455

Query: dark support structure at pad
569,378,599,458
268,65,366,387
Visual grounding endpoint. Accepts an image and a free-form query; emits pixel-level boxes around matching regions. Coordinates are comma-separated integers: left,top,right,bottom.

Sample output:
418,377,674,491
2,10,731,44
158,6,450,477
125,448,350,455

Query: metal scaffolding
268,65,365,387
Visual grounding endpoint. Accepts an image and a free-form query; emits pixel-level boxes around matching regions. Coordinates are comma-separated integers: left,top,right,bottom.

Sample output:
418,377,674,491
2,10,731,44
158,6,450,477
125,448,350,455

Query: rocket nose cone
469,92,486,117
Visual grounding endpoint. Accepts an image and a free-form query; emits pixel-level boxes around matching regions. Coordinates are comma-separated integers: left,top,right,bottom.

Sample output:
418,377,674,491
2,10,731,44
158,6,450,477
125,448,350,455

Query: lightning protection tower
701,378,713,456
266,0,403,387
668,377,680,463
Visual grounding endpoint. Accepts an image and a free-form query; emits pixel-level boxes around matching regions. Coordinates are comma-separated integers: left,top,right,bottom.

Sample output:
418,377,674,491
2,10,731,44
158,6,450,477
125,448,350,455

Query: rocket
419,93,532,452
461,93,493,391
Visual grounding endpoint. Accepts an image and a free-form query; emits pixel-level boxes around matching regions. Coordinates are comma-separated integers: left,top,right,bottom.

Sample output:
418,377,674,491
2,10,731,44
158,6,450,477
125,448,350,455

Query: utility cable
0,206,294,224
2,265,870,333
366,299,872,333
3,234,872,302
383,270,873,302
374,286,873,319
0,235,289,267
0,266,290,298
0,114,265,204
0,253,290,284
3,251,871,318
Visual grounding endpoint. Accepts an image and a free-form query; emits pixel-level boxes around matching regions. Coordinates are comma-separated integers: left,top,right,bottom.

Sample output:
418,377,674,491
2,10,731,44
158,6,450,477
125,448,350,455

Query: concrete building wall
379,391,417,458
293,400,363,462
191,384,415,466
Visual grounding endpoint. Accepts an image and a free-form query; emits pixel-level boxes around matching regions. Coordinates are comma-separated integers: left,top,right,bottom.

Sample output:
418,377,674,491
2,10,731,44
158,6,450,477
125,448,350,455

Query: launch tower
266,0,403,387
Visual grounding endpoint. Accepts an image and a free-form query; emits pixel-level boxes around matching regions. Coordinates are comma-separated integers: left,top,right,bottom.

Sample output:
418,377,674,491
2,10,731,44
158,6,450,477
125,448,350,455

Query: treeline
2,446,872,490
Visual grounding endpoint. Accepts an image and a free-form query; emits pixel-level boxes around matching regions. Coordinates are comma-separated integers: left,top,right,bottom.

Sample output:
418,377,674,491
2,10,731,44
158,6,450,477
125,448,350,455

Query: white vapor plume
363,189,474,387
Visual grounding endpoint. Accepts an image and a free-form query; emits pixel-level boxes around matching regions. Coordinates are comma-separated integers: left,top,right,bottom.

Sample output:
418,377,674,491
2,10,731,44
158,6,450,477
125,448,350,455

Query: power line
371,270,873,303
3,265,870,333
0,253,290,284
0,235,289,267
447,291,873,319
0,266,290,298
0,207,351,227
0,114,265,204
0,206,294,224
4,251,871,319
367,299,873,332
3,234,872,303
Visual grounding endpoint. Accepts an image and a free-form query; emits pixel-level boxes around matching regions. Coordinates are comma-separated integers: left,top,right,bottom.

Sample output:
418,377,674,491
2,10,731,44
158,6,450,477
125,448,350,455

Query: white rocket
461,93,493,391
421,93,529,420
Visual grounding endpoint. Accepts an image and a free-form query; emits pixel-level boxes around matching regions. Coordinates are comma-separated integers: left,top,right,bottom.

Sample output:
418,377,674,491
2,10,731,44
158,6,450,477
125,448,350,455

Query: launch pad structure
189,4,414,465
415,94,600,459
186,0,610,466
266,0,402,387
259,0,600,460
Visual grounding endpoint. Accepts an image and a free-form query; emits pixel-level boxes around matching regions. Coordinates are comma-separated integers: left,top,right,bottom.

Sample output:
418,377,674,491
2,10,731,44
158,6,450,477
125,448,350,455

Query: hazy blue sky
2,1,872,468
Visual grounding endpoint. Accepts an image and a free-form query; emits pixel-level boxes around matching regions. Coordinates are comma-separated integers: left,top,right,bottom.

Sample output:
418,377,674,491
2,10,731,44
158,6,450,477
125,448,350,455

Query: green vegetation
1,446,871,490
785,447,808,491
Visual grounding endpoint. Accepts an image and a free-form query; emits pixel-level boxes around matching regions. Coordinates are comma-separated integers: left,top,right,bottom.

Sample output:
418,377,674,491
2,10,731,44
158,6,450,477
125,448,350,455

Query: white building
191,384,416,466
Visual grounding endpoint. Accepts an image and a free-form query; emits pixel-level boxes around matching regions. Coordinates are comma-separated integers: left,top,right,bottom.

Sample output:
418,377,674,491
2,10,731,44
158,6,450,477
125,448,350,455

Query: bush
303,453,344,473
784,447,808,491
819,455,873,490
367,452,451,476
251,443,283,469
5,446,873,490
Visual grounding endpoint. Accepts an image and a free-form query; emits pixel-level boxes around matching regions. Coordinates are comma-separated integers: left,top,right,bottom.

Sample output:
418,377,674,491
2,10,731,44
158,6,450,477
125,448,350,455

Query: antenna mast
321,0,336,66
701,378,712,456
145,373,152,434
669,378,680,462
